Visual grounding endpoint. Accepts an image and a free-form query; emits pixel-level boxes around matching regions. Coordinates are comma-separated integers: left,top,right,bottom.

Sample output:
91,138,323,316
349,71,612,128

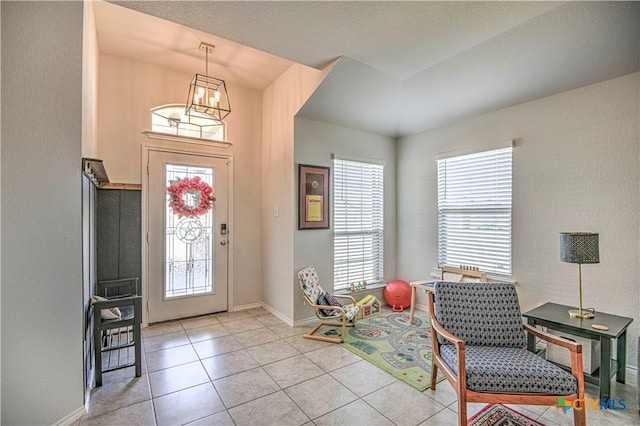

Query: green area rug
338,311,440,391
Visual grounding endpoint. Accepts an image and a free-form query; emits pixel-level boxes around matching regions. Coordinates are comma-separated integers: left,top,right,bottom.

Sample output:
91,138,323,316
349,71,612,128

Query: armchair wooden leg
573,405,586,426
457,399,467,426
430,363,438,390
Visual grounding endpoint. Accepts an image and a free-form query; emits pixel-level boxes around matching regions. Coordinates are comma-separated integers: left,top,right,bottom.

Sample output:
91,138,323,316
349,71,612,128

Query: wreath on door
167,176,216,217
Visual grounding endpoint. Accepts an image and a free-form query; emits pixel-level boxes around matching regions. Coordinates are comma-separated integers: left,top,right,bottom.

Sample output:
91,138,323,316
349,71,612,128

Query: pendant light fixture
185,42,231,122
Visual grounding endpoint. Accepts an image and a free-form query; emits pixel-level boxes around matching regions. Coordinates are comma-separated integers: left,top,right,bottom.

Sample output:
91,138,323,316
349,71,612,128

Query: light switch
274,207,279,217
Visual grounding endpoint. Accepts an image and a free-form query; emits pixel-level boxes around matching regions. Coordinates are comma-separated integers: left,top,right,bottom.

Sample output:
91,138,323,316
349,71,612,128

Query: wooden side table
522,302,633,401
408,280,436,324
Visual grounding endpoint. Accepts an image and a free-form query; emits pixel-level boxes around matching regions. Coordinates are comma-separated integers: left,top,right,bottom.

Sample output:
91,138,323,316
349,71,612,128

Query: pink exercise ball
384,280,412,312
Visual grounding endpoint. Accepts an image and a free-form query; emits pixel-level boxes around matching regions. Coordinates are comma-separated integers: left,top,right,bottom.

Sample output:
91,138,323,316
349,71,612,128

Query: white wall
98,54,263,308
293,118,397,322
1,2,85,424
261,64,323,321
397,72,640,367
82,0,98,159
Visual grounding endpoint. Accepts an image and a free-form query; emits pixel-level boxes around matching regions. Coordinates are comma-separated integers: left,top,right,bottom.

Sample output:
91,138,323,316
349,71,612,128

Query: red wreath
167,176,216,217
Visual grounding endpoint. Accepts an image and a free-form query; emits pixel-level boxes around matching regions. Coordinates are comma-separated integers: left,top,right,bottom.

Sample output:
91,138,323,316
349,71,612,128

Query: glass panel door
148,151,228,323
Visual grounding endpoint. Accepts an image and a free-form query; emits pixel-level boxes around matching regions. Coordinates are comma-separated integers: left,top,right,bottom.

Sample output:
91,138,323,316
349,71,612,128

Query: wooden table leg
409,285,417,324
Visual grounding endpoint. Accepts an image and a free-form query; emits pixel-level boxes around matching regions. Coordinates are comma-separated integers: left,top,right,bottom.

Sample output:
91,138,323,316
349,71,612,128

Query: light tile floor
80,307,640,425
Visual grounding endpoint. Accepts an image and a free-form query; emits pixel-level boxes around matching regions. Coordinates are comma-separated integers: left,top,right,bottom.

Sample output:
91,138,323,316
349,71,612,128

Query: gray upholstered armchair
428,282,586,426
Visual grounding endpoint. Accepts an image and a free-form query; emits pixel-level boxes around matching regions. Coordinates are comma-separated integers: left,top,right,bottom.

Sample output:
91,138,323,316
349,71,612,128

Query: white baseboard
53,405,86,426
261,303,295,327
231,302,263,312
625,364,637,388
413,302,429,313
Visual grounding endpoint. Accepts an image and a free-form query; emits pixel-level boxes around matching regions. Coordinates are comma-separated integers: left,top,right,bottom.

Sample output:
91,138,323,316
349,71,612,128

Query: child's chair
298,266,359,343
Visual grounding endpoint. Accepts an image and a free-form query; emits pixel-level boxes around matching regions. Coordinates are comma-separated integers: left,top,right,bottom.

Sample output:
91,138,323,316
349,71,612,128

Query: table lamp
560,232,599,319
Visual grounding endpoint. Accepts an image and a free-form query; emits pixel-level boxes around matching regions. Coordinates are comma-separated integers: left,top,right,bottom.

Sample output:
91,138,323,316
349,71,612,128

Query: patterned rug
468,404,546,426
337,311,439,391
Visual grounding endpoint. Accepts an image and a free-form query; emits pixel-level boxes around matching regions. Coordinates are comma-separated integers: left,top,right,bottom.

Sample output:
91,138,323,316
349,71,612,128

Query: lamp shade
560,232,599,264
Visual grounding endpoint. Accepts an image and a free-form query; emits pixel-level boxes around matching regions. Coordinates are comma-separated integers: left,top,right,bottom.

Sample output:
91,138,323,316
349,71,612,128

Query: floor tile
447,401,486,418
100,364,146,385
269,323,308,338
80,400,155,426
284,335,332,353
180,314,220,330
285,374,358,420
255,314,285,326
149,360,210,397
143,321,183,338
153,382,225,426
314,399,394,426
221,317,265,334
85,375,151,418
185,323,230,343
245,340,300,365
262,354,325,388
200,350,259,380
213,367,280,408
192,335,241,359
143,330,190,353
245,307,271,317
363,381,446,425
214,310,252,323
145,344,199,372
228,391,310,426
186,410,235,426
232,327,281,348
92,309,640,426
304,344,361,372
423,379,458,407
418,407,459,426
330,360,397,397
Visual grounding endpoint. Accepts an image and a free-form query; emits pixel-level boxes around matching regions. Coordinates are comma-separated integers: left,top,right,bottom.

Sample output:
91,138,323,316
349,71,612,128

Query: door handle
220,240,228,246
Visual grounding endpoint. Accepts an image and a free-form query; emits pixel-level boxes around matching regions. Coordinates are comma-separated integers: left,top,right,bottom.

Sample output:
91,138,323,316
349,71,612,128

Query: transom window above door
151,104,225,141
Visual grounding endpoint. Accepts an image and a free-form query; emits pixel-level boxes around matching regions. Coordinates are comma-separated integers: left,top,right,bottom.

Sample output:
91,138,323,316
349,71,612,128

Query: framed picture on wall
298,164,330,230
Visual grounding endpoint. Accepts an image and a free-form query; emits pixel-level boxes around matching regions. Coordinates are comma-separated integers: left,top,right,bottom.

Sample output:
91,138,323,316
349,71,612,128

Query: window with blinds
333,158,384,290
437,146,513,277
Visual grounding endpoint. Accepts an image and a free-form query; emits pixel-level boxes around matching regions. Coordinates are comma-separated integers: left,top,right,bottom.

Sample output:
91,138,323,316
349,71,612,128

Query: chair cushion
440,345,578,395
316,293,359,320
342,303,360,321
317,293,342,315
298,267,326,302
434,282,526,347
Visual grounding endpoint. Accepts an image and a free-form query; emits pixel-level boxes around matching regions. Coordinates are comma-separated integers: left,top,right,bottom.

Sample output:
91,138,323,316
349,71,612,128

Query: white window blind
333,159,384,290
437,147,512,277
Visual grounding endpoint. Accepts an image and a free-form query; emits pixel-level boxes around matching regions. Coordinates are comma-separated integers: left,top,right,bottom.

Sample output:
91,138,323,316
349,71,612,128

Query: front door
148,150,229,323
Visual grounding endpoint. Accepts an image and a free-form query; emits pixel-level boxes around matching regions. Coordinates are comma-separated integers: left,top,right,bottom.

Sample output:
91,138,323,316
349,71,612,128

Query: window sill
430,267,517,285
335,282,386,297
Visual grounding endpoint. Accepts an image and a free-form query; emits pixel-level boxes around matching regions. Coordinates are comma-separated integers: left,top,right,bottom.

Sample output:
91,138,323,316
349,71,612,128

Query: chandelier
185,42,231,122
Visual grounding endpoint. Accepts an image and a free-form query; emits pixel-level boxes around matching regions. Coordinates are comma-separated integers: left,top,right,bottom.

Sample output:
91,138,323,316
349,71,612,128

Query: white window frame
150,104,226,141
437,144,513,278
333,156,384,291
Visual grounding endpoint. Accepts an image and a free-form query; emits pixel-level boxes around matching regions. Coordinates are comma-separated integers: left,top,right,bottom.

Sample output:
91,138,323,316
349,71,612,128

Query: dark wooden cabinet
96,188,142,290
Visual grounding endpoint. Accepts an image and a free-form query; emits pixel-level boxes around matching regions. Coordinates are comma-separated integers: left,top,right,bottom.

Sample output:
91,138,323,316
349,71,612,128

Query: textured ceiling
102,1,640,137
